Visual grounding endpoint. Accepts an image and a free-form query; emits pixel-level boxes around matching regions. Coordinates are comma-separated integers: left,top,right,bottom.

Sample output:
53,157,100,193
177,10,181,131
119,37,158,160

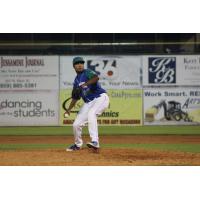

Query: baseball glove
72,87,82,100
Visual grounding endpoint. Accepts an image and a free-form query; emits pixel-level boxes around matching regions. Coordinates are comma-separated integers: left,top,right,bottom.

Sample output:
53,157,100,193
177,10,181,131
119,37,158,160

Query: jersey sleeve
86,69,98,79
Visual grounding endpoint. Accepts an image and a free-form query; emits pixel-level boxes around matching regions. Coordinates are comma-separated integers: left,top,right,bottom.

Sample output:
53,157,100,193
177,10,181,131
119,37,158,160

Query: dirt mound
0,135,200,166
0,148,200,166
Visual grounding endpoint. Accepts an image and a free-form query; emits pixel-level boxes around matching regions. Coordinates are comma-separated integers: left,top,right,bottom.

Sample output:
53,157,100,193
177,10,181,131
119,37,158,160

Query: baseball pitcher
66,57,109,151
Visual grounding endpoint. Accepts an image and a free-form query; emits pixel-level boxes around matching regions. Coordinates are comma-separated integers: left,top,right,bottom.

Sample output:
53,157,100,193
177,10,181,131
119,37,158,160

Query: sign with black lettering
60,56,142,89
143,88,200,125
60,89,143,126
0,91,59,126
0,56,59,90
143,55,200,86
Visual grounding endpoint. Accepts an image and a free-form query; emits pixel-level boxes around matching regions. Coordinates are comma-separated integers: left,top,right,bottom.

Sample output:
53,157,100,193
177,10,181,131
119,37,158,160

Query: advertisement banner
60,89,143,126
142,55,200,86
144,87,200,125
0,56,59,90
0,91,59,126
60,56,142,89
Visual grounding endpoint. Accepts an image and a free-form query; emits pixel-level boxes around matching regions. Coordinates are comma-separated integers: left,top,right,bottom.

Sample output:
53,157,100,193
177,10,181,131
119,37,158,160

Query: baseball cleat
86,141,100,149
66,144,81,151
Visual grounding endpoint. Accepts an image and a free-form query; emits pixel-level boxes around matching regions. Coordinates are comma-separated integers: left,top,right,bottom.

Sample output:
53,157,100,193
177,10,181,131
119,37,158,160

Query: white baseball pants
73,93,109,147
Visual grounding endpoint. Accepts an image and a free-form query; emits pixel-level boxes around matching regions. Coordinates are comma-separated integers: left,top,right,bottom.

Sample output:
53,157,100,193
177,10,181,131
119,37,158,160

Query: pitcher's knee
88,110,96,119
73,121,81,129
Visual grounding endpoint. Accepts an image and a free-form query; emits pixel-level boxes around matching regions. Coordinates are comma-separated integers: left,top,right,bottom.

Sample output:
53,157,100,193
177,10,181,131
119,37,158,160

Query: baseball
64,112,69,118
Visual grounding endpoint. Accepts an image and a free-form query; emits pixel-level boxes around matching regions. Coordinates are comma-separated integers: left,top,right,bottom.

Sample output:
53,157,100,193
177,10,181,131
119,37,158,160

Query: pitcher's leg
88,109,99,142
88,93,109,143
73,103,89,147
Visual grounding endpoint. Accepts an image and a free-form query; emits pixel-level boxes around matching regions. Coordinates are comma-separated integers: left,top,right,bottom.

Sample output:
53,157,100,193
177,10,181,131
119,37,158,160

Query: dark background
0,33,199,55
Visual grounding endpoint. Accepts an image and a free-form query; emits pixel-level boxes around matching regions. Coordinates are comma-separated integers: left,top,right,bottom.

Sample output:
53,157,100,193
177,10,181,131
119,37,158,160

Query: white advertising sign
0,56,59,90
60,56,142,89
143,55,200,86
0,91,59,126
143,87,200,125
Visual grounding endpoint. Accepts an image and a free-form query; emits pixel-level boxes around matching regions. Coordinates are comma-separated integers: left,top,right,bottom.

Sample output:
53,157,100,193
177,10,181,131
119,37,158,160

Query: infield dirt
0,135,200,166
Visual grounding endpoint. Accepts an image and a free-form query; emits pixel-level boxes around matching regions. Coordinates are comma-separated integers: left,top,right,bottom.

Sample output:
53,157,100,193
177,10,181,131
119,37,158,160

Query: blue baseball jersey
73,69,106,103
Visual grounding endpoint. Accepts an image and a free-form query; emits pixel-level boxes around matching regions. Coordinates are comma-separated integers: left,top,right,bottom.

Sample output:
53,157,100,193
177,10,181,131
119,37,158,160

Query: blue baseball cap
73,57,85,65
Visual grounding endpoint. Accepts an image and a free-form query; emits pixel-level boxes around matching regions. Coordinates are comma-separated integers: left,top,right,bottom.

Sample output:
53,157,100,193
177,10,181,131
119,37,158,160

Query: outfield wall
0,55,200,126
143,55,200,125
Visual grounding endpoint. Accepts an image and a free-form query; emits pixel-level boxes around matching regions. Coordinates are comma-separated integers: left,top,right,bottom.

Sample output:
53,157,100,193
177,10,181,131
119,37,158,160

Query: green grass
0,143,200,153
0,143,65,150
0,125,200,136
